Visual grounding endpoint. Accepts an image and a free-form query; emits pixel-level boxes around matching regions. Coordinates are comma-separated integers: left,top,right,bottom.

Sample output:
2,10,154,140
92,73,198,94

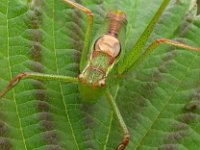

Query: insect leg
0,72,78,98
119,0,171,74
64,0,94,71
106,90,130,150
125,38,200,74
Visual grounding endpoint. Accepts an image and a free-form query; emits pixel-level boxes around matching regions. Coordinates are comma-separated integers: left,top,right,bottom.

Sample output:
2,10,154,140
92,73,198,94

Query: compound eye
94,35,121,58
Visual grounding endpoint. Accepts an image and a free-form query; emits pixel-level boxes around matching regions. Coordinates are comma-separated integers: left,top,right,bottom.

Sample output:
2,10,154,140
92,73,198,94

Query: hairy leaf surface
0,0,200,150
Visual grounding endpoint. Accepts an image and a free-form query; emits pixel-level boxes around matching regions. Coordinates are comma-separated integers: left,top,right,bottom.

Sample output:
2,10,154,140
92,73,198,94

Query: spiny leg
0,72,78,98
63,0,94,71
119,0,171,73
126,38,200,73
106,90,130,150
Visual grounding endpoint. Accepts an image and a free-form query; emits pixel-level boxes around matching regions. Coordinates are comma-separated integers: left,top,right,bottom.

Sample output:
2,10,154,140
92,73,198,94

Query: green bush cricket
1,0,200,149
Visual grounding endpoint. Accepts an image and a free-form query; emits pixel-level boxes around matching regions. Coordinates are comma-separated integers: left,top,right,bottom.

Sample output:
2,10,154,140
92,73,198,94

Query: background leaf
0,0,200,150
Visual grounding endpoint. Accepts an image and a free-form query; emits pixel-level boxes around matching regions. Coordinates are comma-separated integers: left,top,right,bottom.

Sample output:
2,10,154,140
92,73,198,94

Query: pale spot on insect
98,79,106,86
95,34,121,58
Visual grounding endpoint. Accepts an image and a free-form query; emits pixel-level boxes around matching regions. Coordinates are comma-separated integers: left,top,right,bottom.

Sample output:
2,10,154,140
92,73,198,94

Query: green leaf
0,0,200,150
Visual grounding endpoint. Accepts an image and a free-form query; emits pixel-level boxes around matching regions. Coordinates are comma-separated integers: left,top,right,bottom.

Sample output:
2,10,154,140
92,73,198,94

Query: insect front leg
106,90,130,150
0,72,78,98
125,38,200,73
64,0,94,71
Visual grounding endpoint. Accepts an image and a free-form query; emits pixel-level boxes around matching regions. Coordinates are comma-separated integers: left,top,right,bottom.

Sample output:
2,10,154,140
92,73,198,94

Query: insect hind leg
124,38,200,74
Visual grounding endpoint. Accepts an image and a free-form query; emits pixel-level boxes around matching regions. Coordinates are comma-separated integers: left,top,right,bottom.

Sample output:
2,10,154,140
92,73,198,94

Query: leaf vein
6,0,28,149
52,1,80,149
135,51,199,149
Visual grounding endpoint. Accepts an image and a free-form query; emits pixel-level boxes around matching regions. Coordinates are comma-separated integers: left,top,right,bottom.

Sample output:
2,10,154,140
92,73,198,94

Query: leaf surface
0,0,200,150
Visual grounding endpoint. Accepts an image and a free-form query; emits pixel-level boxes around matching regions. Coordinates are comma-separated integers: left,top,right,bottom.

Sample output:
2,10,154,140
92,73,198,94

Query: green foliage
0,0,200,150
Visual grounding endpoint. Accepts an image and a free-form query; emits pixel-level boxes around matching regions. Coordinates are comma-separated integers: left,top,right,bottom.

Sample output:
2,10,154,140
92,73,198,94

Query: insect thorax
79,11,127,87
